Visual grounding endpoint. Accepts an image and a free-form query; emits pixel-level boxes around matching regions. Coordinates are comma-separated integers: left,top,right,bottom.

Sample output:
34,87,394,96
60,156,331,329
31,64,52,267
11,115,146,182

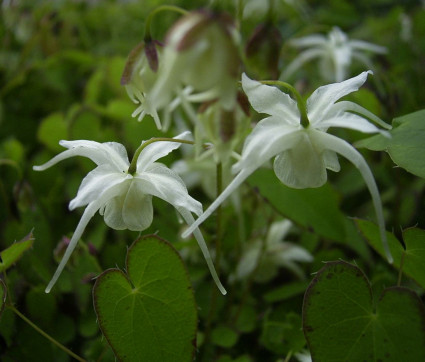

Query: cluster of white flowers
34,7,392,295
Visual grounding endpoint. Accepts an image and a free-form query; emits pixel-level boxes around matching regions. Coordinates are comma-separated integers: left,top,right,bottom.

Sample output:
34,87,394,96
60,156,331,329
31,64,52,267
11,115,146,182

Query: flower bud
121,40,163,128
150,10,240,111
121,40,160,101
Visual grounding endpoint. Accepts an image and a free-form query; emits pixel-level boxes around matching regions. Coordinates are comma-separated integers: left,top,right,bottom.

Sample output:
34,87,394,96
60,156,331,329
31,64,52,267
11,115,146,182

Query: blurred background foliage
1,0,425,361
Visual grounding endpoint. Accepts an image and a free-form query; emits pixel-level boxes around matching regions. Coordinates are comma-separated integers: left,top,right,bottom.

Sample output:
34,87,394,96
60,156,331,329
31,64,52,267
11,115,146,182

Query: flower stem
128,137,194,174
6,304,86,362
144,5,188,41
202,162,224,359
261,80,310,127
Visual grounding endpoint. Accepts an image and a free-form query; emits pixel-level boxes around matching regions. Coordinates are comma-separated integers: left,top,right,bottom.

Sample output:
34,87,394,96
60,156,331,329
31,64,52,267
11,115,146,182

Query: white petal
99,181,131,230
349,40,387,54
290,34,327,47
266,220,292,246
33,140,129,173
235,248,261,280
333,49,350,82
233,116,300,173
315,113,385,134
327,100,391,130
241,73,299,124
179,209,227,295
69,165,128,210
280,48,325,80
135,163,202,216
273,242,314,263
323,150,340,172
312,130,393,263
123,182,154,231
101,180,153,231
273,131,328,189
45,184,124,293
307,71,372,123
136,131,192,172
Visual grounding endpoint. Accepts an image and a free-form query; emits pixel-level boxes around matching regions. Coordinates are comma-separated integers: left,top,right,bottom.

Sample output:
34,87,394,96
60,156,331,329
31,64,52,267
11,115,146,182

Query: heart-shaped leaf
303,261,425,361
356,219,425,289
93,235,197,362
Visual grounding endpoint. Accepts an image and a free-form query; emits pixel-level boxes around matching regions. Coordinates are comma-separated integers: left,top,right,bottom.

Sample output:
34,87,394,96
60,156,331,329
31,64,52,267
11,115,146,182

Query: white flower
281,26,387,82
34,132,226,294
233,220,313,282
183,71,393,263
121,41,184,130
148,11,239,117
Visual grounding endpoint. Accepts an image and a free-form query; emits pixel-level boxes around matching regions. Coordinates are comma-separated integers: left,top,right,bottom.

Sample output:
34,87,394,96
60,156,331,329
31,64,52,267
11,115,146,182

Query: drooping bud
149,10,240,112
121,40,161,96
121,40,163,128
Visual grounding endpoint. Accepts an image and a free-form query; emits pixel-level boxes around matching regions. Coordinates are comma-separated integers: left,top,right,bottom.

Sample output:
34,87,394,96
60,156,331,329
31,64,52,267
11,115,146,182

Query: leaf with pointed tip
356,109,425,178
356,219,425,289
93,235,197,362
303,261,425,361
0,231,35,273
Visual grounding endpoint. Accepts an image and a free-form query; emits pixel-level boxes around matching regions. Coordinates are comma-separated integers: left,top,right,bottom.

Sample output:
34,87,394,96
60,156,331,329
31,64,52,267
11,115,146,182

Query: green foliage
93,235,197,362
0,280,6,318
1,0,425,360
303,261,425,361
356,109,425,178
248,169,346,241
357,219,425,289
0,231,34,273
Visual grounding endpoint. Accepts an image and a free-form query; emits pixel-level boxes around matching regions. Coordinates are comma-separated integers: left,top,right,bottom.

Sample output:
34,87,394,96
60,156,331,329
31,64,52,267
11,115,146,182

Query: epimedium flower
232,220,313,283
34,131,226,294
183,71,393,263
281,26,387,82
121,40,184,130
147,10,240,119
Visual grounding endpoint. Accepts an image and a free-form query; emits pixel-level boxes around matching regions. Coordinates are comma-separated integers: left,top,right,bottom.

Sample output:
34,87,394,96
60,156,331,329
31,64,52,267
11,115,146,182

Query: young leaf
357,219,425,289
356,109,425,178
93,235,197,362
0,231,35,273
303,261,425,361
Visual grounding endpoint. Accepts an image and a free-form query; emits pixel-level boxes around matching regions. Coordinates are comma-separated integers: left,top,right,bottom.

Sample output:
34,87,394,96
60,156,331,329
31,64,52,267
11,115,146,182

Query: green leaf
356,109,425,178
260,310,305,355
356,219,425,289
37,113,68,152
263,281,309,303
248,169,346,241
0,280,6,318
211,326,238,347
303,261,425,361
93,235,197,362
0,231,35,273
